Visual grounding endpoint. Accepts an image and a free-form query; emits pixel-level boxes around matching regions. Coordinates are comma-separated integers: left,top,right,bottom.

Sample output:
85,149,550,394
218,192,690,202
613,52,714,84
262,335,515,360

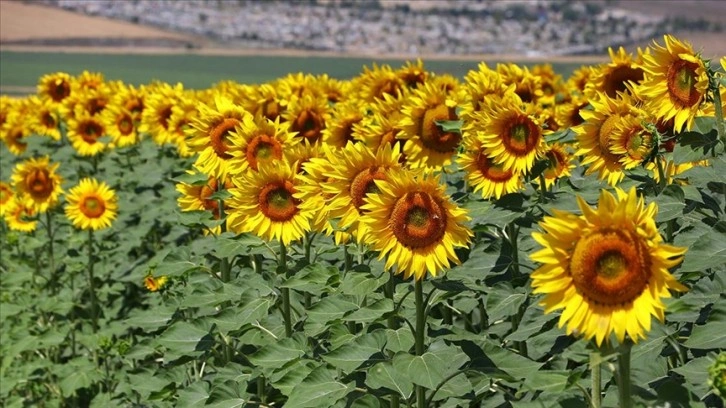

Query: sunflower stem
385,274,400,408
655,157,667,194
506,223,521,276
257,376,267,404
45,211,55,278
87,229,99,333
414,278,426,408
279,241,292,337
538,174,548,203
615,340,633,408
589,348,603,408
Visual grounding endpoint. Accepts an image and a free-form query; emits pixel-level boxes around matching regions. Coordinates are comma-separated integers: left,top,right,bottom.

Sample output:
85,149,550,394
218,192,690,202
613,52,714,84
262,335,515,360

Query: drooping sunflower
586,47,645,99
228,115,295,175
100,104,139,148
530,187,687,346
399,82,462,169
636,35,709,132
360,169,472,281
282,93,329,145
187,95,251,179
66,109,107,157
37,72,73,105
0,181,14,216
11,156,63,213
478,96,547,174
64,178,118,231
456,135,523,200
323,142,402,243
3,197,38,232
226,160,313,245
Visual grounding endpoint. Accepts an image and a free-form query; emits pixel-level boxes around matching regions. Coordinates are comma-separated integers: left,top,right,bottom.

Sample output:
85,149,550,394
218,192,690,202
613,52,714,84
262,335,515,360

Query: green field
0,51,582,92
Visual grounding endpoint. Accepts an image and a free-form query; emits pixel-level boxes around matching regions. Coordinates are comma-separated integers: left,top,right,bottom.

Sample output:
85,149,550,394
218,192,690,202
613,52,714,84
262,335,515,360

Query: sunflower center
502,114,540,156
570,229,651,305
118,115,134,135
246,134,282,170
476,151,513,182
159,106,173,129
667,59,702,108
80,120,104,144
543,149,566,179
209,118,238,160
42,112,57,128
259,181,299,222
292,109,324,143
420,104,461,153
390,191,447,249
25,169,53,199
350,167,387,211
262,100,281,121
52,80,71,102
80,196,106,218
603,65,643,98
570,103,588,126
87,97,107,116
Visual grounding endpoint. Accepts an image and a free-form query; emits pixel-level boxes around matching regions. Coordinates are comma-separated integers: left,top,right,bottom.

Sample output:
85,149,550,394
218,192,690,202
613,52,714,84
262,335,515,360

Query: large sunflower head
555,93,590,129
323,142,403,243
530,187,687,346
497,63,544,104
38,72,73,105
314,74,349,104
113,84,146,123
73,70,105,92
360,169,472,281
609,112,658,170
167,96,199,157
139,82,184,145
11,156,63,213
2,116,29,156
354,63,406,103
566,65,596,95
227,160,312,245
531,63,565,107
66,109,107,157
3,197,38,233
456,135,524,200
478,96,547,174
228,115,295,175
459,63,513,120
586,47,645,100
281,93,329,145
321,99,367,149
635,35,709,132
100,103,139,148
188,95,251,179
399,82,462,169
396,59,428,89
27,96,63,141
64,178,118,231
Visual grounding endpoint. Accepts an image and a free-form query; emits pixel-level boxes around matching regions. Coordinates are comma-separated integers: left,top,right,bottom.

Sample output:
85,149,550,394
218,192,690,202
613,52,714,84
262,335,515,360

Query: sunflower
573,93,638,186
176,169,233,235
541,143,575,190
457,135,523,200
2,110,30,156
113,84,146,123
315,74,349,104
646,157,709,186
636,35,709,132
459,63,512,121
37,72,73,105
73,70,105,92
530,187,687,346
11,156,63,213
555,93,590,129
586,47,645,99
399,82,462,169
360,169,472,281
354,63,405,103
3,197,38,232
284,139,325,173
277,72,318,101
66,109,107,157
282,94,329,145
397,59,427,89
27,97,63,141
497,63,543,104
566,65,595,95
477,96,547,174
187,95,251,180
144,274,169,292
64,178,118,230
0,181,13,216
226,160,313,245
101,104,139,148
531,63,565,107
139,82,184,145
228,115,294,175
294,156,342,240
321,100,366,148
323,142,403,242
167,98,198,158
241,83,286,122
609,113,658,169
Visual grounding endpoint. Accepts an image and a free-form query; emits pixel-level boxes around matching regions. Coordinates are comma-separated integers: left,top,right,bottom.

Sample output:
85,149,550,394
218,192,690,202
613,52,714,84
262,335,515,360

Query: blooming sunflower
396,59,427,89
113,84,146,123
294,156,340,240
27,96,63,140
459,63,512,120
586,47,645,99
555,93,590,129
176,169,233,235
567,65,595,95
167,98,198,158
66,109,107,157
101,104,139,148
497,63,543,104
11,156,63,213
187,95,251,180
609,113,657,169
636,35,709,132
282,93,329,145
241,83,286,122
456,135,523,200
360,169,472,280
478,96,547,174
399,82,462,169
37,72,73,105
226,160,313,245
3,197,38,232
322,142,402,243
541,143,575,190
0,181,13,216
531,63,565,107
530,187,687,346
354,63,405,103
139,82,184,145
228,115,294,175
314,74,349,104
64,178,118,230
321,100,366,148
144,274,169,292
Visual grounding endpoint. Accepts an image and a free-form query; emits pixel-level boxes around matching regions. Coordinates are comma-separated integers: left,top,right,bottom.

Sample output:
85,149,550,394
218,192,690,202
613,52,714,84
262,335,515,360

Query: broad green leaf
306,295,358,324
59,370,95,397
522,370,570,393
157,321,213,358
435,119,463,133
506,305,556,341
481,340,544,380
212,233,267,258
671,356,714,399
281,263,339,293
269,359,320,397
322,330,386,372
154,247,202,277
384,327,415,353
125,306,176,331
285,366,353,408
679,228,726,273
172,171,209,186
672,129,719,164
342,298,393,323
127,371,174,400
248,333,306,370
339,269,389,297
485,283,527,322
211,295,272,333
176,382,209,408
683,304,726,350
206,378,247,408
365,354,414,399
653,184,685,222
349,394,381,408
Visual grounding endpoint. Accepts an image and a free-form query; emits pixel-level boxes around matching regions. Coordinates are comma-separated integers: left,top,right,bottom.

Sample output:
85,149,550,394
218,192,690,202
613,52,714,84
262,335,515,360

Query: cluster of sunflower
1,35,724,344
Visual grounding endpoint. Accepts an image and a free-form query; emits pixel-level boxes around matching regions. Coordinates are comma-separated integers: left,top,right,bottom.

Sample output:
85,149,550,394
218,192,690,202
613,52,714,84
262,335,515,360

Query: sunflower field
1,35,725,408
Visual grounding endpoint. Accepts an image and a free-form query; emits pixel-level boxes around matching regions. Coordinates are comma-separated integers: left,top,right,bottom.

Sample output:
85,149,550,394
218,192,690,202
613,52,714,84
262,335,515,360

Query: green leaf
683,304,726,350
435,119,463,133
281,263,339,293
206,378,247,408
154,247,202,277
485,283,527,322
365,354,414,399
672,129,719,164
59,370,94,397
248,333,306,370
679,228,726,273
653,184,685,222
211,294,272,333
208,190,231,201
342,298,393,323
339,269,389,297
176,382,210,407
671,356,714,399
172,171,209,186
269,359,320,397
522,370,570,393
481,340,544,380
306,295,358,324
384,327,415,353
322,330,386,373
127,371,174,400
212,233,267,258
285,366,353,408
125,306,176,331
157,321,213,359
